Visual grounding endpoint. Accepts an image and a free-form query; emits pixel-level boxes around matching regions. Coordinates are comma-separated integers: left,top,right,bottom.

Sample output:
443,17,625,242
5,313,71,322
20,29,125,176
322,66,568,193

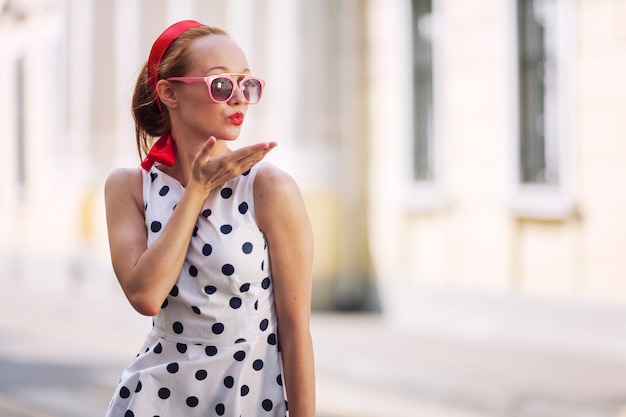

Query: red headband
142,20,203,171
148,20,203,112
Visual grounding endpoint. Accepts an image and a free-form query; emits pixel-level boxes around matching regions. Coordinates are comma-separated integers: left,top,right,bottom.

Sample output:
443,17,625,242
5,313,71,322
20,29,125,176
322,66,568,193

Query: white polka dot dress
105,163,287,417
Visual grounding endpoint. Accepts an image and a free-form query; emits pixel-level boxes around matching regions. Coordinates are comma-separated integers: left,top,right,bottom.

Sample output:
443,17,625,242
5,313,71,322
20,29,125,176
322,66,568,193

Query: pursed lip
228,112,244,126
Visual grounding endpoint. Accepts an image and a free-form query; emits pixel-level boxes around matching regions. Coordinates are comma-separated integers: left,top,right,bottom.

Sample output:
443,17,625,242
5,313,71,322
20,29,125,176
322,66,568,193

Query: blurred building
1,0,625,353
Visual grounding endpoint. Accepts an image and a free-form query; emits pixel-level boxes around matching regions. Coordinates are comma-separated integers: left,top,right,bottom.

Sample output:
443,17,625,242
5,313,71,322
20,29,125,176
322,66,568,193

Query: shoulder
253,163,300,197
253,163,308,231
104,167,144,209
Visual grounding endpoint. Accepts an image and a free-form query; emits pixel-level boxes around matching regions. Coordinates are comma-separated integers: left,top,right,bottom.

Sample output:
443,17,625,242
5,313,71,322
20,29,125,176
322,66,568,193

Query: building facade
1,0,625,351
367,0,626,351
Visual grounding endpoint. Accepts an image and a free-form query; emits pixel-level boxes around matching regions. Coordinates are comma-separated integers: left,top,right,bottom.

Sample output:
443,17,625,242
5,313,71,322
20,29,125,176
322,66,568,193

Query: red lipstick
229,112,244,126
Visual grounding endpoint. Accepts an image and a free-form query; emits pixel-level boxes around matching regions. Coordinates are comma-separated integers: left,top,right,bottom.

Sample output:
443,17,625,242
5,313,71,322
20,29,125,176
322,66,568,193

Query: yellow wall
367,0,626,308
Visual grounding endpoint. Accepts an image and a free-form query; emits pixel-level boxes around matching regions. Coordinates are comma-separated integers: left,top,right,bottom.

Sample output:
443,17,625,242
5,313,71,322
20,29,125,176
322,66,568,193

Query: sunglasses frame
166,73,266,104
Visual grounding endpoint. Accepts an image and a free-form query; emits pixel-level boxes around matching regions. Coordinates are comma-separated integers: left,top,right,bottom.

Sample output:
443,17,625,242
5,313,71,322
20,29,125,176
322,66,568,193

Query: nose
228,82,247,105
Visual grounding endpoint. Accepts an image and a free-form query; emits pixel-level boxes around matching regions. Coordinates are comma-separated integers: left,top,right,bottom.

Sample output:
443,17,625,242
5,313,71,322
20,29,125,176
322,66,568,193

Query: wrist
185,179,214,202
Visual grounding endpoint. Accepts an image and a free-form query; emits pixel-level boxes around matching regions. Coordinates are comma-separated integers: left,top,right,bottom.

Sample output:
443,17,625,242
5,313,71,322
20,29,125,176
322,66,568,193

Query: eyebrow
206,66,251,74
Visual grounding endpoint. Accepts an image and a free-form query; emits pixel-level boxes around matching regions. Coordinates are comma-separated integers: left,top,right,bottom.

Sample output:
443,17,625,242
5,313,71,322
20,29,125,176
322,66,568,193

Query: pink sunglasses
166,73,265,104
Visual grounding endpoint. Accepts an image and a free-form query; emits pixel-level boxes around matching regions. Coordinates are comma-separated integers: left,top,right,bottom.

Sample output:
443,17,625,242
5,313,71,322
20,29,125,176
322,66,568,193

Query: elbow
127,291,163,317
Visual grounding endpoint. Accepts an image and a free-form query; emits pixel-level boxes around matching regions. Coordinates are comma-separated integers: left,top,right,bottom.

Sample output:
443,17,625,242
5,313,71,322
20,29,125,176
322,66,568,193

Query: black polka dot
230,297,242,309
253,359,264,371
159,185,169,196
221,187,233,199
150,172,158,182
216,403,225,415
235,338,246,343
212,322,224,334
135,380,142,392
240,385,250,396
167,362,179,373
119,386,130,399
154,342,163,354
238,202,249,214
277,374,283,386
201,208,212,218
191,306,201,314
124,411,134,417
158,387,170,399
222,264,235,276
234,350,246,361
202,244,212,256
205,346,217,356
169,285,179,296
268,333,277,345
173,322,183,334
189,265,198,277
261,260,265,271
204,285,217,295
224,376,234,388
151,221,162,233
242,168,251,176
242,242,253,254
220,225,233,234
254,300,259,310
260,318,269,331
161,298,169,309
176,343,187,354
262,399,273,411
195,369,208,380
240,283,250,292
262,277,271,289
186,396,199,407
192,226,198,237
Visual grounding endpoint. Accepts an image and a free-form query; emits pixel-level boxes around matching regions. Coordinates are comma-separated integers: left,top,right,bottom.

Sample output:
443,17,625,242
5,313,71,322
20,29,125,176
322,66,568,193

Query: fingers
194,136,217,163
229,141,277,165
190,139,277,192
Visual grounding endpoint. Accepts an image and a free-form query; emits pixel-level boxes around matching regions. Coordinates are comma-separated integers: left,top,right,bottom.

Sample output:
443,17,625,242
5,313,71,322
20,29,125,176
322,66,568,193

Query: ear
156,80,178,109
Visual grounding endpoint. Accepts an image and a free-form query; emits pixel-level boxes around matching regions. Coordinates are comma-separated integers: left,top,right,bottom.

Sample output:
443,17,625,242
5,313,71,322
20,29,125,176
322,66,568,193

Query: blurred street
0,274,625,417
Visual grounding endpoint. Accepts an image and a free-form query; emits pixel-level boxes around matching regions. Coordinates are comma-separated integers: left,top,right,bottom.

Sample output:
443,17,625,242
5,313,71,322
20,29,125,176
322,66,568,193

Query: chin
220,128,243,141
219,134,240,141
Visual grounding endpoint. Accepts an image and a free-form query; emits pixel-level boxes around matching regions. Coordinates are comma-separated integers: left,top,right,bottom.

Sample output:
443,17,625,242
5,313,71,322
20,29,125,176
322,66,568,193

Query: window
15,56,26,196
508,0,574,218
412,0,434,182
406,0,445,210
517,0,557,185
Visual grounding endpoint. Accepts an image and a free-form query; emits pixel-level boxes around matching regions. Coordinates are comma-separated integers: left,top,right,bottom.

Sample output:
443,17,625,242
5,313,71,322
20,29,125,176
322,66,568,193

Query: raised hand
190,136,277,193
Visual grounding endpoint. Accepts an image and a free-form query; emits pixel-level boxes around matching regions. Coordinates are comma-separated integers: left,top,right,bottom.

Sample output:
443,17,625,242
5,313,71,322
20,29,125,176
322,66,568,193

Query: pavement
0,273,625,417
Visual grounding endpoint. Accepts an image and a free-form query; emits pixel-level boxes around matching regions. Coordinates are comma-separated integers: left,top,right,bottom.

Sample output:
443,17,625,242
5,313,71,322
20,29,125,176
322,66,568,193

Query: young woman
104,20,315,417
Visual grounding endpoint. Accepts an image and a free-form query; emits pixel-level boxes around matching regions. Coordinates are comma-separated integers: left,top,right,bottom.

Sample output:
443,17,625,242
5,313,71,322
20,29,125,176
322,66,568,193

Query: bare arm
255,164,315,417
105,138,276,316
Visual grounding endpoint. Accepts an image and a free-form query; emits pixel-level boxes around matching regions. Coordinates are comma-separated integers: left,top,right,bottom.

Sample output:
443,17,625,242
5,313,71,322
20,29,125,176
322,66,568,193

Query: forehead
186,35,249,74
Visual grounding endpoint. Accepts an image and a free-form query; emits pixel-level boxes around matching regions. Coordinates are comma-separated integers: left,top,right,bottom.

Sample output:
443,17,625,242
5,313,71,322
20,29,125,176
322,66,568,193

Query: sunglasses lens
210,77,234,102
242,79,263,104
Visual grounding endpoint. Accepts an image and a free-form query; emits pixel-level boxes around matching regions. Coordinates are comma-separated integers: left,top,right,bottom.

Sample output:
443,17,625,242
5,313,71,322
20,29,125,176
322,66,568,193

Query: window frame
404,0,447,211
503,0,576,220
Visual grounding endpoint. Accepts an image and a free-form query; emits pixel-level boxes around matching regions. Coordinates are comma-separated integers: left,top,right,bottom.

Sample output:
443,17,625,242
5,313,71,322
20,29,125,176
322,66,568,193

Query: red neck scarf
140,131,177,172
141,20,203,171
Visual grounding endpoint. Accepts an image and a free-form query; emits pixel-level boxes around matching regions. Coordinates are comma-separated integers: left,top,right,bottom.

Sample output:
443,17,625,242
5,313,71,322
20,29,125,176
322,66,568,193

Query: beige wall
0,0,368,309
4,0,625,322
366,0,626,347
577,0,626,301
